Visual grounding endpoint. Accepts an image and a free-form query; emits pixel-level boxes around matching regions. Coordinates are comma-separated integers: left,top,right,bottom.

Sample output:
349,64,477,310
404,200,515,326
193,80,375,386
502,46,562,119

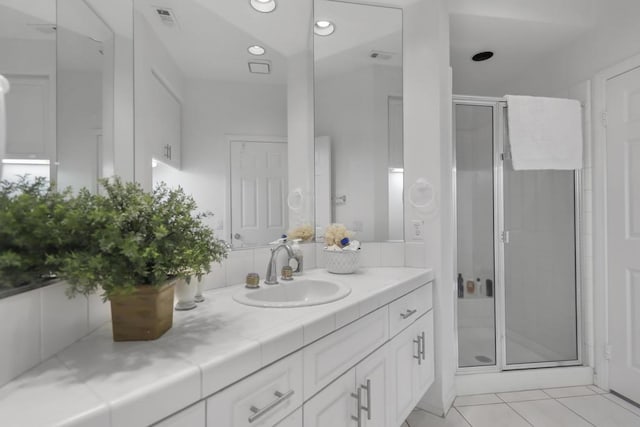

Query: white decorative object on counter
324,248,361,274
174,279,197,311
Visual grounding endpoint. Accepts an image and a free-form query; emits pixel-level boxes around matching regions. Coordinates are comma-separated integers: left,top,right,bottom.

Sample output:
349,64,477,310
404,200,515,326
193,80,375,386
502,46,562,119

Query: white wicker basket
324,249,361,274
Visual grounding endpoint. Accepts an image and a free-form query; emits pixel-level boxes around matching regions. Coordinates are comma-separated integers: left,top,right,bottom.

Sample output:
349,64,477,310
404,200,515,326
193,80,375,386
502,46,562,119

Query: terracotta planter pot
109,281,175,341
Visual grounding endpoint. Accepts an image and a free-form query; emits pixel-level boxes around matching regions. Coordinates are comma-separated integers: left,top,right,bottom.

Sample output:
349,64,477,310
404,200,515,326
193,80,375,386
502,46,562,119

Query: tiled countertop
0,267,433,427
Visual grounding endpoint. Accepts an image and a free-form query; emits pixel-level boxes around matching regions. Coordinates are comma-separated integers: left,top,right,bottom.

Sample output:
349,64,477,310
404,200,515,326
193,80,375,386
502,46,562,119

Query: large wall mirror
134,0,315,249
0,0,133,296
314,0,403,242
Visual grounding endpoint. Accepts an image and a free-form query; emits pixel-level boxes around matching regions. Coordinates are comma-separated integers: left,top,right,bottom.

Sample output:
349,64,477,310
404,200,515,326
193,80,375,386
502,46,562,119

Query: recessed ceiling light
314,20,335,36
250,0,276,13
472,51,494,62
248,45,266,56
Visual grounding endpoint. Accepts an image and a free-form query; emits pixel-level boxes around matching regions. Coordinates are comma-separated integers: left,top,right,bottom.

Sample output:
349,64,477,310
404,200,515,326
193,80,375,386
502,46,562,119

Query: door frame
592,52,640,391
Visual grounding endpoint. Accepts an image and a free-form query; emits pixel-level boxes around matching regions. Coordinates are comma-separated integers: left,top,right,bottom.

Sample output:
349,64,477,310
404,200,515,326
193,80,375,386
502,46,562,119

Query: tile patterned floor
404,386,640,427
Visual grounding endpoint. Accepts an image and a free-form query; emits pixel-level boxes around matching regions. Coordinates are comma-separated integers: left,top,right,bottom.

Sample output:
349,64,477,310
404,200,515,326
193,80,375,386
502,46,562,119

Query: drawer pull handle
351,387,362,427
420,331,426,360
248,389,294,423
401,308,417,319
361,379,372,420
413,336,422,365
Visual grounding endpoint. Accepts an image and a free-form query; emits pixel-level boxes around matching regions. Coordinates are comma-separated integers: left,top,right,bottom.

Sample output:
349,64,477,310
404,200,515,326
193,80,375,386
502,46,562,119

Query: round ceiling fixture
248,45,266,56
472,51,494,62
314,20,335,36
250,0,276,13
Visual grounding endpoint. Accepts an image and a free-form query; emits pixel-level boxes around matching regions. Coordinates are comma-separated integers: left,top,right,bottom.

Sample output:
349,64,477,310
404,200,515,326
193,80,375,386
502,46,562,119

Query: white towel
505,95,583,170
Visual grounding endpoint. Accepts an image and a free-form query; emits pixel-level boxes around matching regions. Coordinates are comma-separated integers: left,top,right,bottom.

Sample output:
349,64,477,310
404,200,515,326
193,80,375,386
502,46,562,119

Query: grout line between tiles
601,393,640,418
496,397,552,404
452,407,473,427
455,406,475,427
553,395,597,426
503,401,535,427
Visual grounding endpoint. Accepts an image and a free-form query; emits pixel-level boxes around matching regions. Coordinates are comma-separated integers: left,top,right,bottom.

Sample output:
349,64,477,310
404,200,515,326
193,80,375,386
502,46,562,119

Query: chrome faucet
265,242,295,285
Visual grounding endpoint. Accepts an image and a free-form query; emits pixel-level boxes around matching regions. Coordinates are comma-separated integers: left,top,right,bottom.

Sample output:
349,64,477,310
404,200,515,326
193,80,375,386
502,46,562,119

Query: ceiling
314,0,402,79
450,0,598,95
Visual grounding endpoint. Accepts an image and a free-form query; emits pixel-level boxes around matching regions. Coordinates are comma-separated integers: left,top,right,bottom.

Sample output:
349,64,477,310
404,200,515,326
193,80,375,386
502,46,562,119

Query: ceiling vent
248,61,271,74
154,7,178,26
369,50,394,61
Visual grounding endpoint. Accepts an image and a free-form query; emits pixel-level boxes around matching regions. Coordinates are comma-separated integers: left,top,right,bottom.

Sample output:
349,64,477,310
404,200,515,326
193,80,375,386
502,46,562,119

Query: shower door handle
501,230,510,244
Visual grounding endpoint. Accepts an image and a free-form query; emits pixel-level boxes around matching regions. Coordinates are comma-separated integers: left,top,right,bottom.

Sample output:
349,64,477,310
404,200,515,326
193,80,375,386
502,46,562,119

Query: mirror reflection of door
230,138,288,248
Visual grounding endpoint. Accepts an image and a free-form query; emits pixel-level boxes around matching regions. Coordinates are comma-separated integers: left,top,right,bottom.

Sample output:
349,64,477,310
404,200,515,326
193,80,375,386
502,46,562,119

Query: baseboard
456,366,594,395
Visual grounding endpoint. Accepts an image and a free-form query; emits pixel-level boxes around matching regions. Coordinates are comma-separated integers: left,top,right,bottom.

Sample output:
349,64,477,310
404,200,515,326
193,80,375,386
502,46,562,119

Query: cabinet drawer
304,306,389,400
154,402,205,427
389,283,432,338
206,352,303,427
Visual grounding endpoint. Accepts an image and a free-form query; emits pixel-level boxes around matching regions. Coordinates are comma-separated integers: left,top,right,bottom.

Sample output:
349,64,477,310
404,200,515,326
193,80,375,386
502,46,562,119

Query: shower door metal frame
453,95,583,373
453,96,505,373
498,101,583,370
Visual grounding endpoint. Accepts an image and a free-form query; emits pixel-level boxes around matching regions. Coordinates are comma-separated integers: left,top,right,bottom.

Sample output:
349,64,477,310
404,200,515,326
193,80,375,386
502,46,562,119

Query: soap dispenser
290,239,304,275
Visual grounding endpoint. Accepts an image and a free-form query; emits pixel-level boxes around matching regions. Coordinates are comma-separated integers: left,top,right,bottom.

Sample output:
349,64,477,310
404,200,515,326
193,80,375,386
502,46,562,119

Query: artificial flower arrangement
324,223,361,252
288,224,314,242
323,224,361,274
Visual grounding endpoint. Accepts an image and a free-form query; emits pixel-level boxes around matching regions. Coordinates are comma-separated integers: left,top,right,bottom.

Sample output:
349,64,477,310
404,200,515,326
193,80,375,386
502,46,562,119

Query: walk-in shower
454,96,581,371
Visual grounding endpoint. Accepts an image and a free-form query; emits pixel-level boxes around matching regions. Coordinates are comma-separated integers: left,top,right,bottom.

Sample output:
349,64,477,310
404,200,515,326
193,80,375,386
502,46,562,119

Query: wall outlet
411,220,424,240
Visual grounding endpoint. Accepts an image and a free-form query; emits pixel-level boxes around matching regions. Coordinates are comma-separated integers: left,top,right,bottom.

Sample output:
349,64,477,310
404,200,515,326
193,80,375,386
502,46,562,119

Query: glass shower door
455,103,497,368
502,131,580,366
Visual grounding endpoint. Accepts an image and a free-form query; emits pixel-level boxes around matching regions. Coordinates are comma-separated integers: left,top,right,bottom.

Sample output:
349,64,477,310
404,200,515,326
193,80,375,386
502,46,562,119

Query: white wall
287,51,315,230
401,0,454,416
134,12,184,191
315,64,401,241
56,69,102,192
473,0,640,98
0,38,56,177
153,78,287,240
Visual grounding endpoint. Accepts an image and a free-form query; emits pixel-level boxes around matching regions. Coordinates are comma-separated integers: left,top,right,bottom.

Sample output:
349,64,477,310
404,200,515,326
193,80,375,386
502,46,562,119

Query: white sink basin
233,279,351,308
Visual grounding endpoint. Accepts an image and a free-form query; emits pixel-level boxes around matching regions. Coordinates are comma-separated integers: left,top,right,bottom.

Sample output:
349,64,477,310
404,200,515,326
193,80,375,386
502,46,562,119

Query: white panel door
230,139,288,248
4,75,52,157
355,343,391,427
303,369,357,427
606,65,640,404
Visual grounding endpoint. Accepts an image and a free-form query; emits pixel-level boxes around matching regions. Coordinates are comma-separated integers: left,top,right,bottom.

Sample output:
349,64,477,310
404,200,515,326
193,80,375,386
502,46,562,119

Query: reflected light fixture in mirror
314,20,335,36
248,45,266,55
250,0,276,13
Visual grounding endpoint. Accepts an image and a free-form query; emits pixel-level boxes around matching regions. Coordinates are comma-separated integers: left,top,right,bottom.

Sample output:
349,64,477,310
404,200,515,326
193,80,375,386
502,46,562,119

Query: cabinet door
413,311,434,399
388,322,419,426
355,343,391,427
275,408,302,427
154,402,205,427
303,369,357,427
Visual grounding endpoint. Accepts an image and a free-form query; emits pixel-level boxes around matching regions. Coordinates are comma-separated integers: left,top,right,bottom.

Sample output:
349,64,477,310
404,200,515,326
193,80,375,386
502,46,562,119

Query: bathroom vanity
0,267,433,427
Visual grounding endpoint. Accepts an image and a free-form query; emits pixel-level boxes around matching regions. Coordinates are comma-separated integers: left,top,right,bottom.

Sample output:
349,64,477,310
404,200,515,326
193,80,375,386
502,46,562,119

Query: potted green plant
0,176,72,294
58,177,228,341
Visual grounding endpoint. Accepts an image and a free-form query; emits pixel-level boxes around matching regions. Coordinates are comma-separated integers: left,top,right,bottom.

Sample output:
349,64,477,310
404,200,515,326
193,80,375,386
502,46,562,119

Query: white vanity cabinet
154,402,206,427
388,311,434,426
206,352,303,427
303,284,433,427
303,343,391,427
